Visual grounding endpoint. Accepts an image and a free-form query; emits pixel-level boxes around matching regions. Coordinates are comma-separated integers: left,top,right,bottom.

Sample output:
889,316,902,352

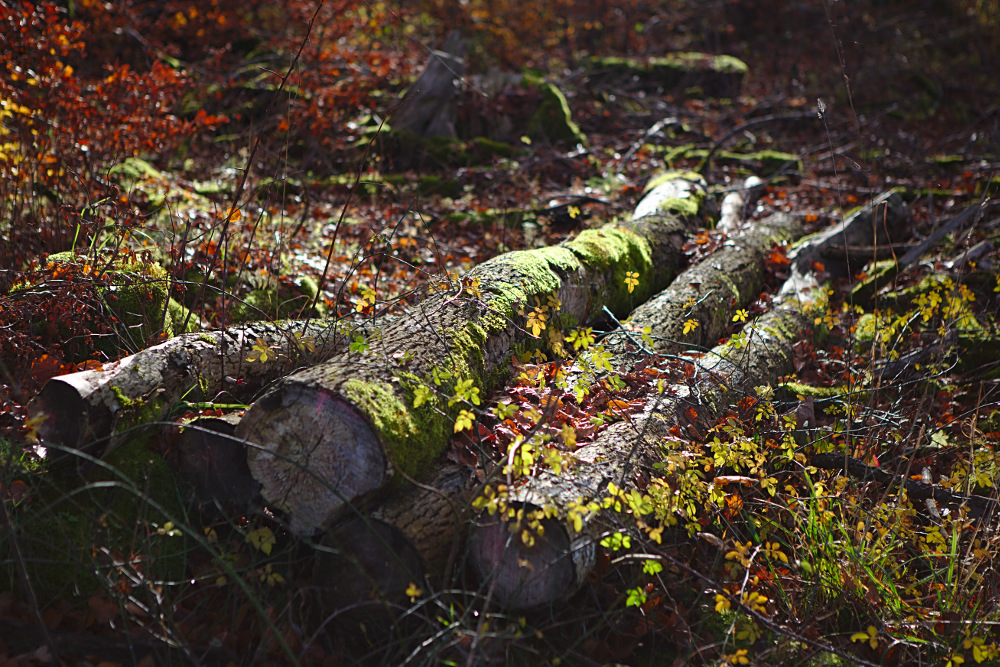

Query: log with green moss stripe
237,171,709,536
468,192,909,609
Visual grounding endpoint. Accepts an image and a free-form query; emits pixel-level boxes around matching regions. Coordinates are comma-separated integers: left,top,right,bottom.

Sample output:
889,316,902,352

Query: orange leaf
715,475,756,487
606,399,630,411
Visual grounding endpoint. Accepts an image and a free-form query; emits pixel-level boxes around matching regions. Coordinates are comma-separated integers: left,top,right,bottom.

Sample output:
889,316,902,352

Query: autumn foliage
1,0,999,664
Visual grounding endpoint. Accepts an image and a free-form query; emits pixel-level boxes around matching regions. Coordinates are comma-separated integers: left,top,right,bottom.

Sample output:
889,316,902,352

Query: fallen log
306,196,804,611
160,411,258,518
312,463,473,615
26,318,368,458
468,192,909,609
238,172,710,536
309,192,906,611
604,209,803,359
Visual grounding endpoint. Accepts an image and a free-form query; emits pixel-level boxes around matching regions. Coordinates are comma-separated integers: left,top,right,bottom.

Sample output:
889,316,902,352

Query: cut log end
170,415,259,517
238,385,386,536
470,506,578,611
313,516,426,615
26,377,93,455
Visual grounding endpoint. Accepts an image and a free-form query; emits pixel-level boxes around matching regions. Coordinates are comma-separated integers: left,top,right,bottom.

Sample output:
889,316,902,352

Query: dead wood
809,452,998,519
238,173,710,536
603,209,804,359
162,412,259,518
26,318,368,458
392,31,465,138
468,192,909,609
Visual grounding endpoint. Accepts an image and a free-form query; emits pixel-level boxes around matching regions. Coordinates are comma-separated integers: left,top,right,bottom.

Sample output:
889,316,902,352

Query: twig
810,452,999,518
699,112,817,173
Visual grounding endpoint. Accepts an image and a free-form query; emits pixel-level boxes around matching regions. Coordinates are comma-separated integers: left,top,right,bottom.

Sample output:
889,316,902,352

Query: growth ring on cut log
240,384,386,536
471,503,594,610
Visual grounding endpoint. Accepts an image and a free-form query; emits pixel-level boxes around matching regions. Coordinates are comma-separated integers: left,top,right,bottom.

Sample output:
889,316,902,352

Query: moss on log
605,211,804,358
468,192,907,609
238,173,709,536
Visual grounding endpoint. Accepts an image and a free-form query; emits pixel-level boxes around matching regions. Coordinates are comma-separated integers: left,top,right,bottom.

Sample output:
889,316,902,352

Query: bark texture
239,173,709,536
469,192,909,609
604,210,803,358
26,318,366,457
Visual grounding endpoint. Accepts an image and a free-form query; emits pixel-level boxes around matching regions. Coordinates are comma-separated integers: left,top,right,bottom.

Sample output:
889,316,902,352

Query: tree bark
26,318,369,458
468,192,909,610
238,172,709,536
392,31,466,138
308,184,794,611
604,210,803,359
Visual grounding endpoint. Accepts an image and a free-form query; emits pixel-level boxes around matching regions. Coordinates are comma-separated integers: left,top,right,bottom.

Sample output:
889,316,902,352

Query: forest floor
1,1,999,665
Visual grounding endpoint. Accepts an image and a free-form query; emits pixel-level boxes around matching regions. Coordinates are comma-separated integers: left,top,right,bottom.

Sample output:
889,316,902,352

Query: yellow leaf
405,581,423,601
683,319,699,334
454,409,474,433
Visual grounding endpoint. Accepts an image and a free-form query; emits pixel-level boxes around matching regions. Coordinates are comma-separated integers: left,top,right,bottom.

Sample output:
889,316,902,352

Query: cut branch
27,319,368,458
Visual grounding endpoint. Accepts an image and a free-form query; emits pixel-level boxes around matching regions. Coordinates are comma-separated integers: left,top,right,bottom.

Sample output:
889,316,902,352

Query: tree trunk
312,463,473,615
310,179,782,609
468,192,909,610
238,172,709,536
161,411,259,518
26,318,369,458
604,210,803,358
392,31,466,138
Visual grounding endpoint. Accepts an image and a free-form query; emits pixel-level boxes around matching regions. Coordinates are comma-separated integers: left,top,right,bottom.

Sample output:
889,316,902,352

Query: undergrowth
1,0,999,665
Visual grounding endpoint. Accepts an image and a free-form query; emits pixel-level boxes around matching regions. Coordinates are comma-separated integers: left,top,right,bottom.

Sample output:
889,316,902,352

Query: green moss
587,53,747,98
98,440,188,582
855,312,878,344
3,437,187,605
644,170,704,193
647,52,749,75
229,277,319,322
523,75,587,147
779,380,851,400
107,156,167,181
851,259,900,307
342,377,449,482
417,175,461,197
472,136,520,158
637,171,706,219
43,252,194,355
